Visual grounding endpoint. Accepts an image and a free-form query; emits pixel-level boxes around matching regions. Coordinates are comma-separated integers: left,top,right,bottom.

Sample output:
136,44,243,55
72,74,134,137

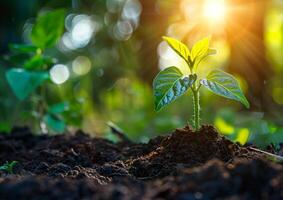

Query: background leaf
43,114,65,133
31,9,66,48
153,66,196,111
5,68,49,100
9,44,38,53
24,55,45,70
200,70,250,108
163,36,191,63
48,102,69,114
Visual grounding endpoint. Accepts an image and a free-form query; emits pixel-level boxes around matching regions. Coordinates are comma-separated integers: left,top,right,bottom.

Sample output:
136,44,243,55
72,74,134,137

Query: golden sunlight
203,0,227,23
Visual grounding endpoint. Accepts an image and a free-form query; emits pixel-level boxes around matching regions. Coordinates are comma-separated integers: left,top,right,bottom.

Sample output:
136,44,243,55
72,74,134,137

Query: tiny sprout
153,36,249,130
0,161,18,174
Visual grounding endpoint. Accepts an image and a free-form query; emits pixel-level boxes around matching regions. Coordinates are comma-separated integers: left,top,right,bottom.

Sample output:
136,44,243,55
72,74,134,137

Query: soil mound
128,125,258,178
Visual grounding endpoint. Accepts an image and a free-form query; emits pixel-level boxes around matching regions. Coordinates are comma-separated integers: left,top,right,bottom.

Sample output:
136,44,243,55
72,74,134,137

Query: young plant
0,161,18,174
153,36,249,130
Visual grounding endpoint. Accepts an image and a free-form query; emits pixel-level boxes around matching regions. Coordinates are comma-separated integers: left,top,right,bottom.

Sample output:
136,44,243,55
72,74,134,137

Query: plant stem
192,84,200,131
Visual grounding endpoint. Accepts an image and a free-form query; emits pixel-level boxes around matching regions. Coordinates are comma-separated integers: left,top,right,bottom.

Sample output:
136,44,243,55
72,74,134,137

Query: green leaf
6,54,30,66
6,68,49,100
9,44,38,53
200,70,250,108
191,36,211,63
43,114,65,133
153,66,197,111
24,55,45,70
48,102,69,114
163,36,191,63
31,9,66,48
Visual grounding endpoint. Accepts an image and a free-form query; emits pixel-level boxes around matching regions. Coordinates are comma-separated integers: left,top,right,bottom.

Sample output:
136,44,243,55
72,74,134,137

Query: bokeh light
50,64,70,85
72,56,92,76
60,14,101,51
113,20,133,41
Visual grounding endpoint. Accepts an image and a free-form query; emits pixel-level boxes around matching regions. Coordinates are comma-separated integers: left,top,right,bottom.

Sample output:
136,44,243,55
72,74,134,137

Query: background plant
153,37,249,130
4,9,82,133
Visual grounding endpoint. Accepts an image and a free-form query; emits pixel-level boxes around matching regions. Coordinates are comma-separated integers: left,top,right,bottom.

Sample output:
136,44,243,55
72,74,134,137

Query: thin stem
187,58,200,131
192,84,200,131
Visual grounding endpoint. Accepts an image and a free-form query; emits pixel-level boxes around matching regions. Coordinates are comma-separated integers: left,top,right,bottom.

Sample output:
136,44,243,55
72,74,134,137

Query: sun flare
203,0,227,23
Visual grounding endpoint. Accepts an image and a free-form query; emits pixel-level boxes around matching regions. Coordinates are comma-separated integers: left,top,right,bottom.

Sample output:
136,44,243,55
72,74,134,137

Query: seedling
0,161,18,174
153,36,249,130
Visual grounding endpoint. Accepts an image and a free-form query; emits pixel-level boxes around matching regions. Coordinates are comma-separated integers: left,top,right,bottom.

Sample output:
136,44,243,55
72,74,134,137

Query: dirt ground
0,125,282,200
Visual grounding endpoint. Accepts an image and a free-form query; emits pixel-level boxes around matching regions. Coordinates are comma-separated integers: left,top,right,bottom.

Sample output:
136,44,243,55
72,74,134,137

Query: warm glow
203,0,227,23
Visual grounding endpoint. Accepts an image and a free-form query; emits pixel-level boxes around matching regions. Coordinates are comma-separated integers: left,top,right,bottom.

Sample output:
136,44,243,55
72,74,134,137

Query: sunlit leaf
153,66,196,111
31,9,66,48
43,114,65,133
163,36,191,63
235,128,250,145
191,36,211,64
9,44,38,53
200,70,250,108
214,117,234,135
6,68,49,100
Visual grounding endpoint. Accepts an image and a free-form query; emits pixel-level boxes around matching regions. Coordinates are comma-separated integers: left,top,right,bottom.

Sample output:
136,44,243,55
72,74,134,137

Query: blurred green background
1,0,283,147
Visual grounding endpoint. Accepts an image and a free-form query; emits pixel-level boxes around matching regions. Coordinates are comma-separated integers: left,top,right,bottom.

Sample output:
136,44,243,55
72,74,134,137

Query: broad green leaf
48,102,69,114
200,70,250,108
6,68,49,100
31,9,66,48
43,114,65,133
191,36,211,63
153,66,196,111
163,36,191,62
9,44,38,53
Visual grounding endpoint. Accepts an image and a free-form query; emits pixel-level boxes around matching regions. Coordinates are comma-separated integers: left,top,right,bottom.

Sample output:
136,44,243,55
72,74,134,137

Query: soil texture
0,125,282,200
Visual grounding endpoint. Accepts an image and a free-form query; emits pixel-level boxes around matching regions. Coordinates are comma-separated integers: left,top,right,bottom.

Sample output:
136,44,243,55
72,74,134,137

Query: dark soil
0,125,282,200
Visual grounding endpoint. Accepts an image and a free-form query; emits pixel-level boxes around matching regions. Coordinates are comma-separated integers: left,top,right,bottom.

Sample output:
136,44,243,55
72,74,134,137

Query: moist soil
0,125,282,200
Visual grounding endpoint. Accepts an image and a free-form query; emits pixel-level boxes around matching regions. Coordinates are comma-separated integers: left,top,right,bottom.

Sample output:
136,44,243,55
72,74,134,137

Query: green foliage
5,69,49,100
31,9,66,48
43,102,69,133
4,8,70,134
48,102,69,114
153,67,196,111
102,79,187,142
0,161,18,174
24,55,45,70
9,44,38,53
215,108,283,148
200,70,250,108
153,36,249,130
43,114,65,133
